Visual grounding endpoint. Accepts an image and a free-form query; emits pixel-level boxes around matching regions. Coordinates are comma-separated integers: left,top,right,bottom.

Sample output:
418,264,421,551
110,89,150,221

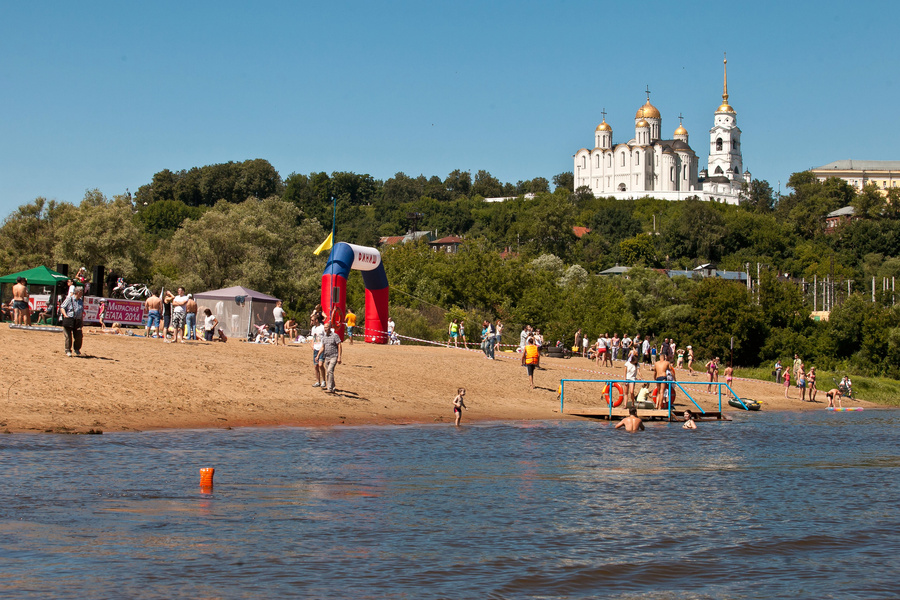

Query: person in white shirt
311,316,326,387
166,287,190,344
272,300,286,346
203,308,218,341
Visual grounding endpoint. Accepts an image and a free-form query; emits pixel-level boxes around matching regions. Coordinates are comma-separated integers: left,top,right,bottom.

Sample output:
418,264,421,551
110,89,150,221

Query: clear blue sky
1,1,897,218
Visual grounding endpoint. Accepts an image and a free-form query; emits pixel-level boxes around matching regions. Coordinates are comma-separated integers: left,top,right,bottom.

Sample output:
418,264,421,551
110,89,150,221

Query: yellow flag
313,232,334,256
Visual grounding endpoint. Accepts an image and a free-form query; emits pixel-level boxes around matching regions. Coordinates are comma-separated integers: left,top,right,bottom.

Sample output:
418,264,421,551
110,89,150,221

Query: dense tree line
3,158,900,375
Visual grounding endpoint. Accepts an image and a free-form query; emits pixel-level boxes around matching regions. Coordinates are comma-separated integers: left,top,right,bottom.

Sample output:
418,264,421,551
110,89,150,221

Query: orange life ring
602,382,625,407
650,388,659,402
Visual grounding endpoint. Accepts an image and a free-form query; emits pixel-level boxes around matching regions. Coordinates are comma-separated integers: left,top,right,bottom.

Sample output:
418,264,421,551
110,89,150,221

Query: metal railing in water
559,378,749,419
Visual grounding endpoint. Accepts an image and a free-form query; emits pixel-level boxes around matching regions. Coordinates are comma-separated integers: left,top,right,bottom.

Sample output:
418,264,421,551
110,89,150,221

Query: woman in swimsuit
706,358,719,393
806,367,817,402
453,388,467,426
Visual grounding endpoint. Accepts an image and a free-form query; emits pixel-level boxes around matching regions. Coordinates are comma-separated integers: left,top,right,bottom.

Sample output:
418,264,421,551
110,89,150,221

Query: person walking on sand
774,359,783,384
783,369,791,399
459,322,467,348
615,407,645,432
321,324,343,393
60,287,85,357
494,319,504,354
724,365,735,397
453,388,468,426
574,329,582,356
522,336,540,389
448,319,460,347
687,346,695,375
311,315,326,388
825,388,843,408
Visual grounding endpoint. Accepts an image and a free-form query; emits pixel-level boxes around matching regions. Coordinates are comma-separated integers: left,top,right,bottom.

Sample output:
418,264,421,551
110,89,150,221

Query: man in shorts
652,356,675,409
12,277,30,325
311,316,326,387
345,307,357,345
521,336,540,389
168,287,189,343
145,290,162,338
273,300,286,346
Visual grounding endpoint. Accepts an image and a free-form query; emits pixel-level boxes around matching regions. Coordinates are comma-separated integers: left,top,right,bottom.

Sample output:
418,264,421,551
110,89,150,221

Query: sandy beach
0,325,876,433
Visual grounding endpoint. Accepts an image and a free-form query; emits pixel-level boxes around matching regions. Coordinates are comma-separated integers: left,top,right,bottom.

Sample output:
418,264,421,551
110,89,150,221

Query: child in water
682,410,697,429
453,388,468,426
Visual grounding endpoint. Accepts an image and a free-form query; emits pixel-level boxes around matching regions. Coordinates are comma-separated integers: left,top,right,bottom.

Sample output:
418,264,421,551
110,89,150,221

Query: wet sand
0,326,875,433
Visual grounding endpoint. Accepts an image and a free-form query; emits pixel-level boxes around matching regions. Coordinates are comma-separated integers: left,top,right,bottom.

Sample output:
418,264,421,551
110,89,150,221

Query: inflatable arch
321,242,389,344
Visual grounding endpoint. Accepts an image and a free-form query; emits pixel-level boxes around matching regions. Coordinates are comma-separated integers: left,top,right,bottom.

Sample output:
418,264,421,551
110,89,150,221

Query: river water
1,410,898,599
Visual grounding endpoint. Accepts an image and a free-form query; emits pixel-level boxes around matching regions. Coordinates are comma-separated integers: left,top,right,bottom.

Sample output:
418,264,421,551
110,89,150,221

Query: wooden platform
564,406,727,422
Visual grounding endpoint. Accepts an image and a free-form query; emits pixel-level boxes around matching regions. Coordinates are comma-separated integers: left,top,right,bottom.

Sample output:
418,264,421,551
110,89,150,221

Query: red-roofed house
430,236,464,253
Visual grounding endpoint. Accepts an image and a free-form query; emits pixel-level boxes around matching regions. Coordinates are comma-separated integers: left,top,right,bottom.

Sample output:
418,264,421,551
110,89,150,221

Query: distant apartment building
811,160,900,194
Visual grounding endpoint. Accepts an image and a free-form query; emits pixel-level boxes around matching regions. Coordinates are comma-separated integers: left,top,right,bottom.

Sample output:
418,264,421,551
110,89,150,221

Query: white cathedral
573,58,750,204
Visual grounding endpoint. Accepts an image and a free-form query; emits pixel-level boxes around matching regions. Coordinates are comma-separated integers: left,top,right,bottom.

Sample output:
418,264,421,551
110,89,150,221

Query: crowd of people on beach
776,353,852,407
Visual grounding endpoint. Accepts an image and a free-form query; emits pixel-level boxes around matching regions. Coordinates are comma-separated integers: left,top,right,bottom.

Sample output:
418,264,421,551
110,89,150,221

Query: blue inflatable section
325,242,388,290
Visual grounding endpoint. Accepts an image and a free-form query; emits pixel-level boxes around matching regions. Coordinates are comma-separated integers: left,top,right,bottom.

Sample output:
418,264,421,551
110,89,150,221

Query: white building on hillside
573,57,750,204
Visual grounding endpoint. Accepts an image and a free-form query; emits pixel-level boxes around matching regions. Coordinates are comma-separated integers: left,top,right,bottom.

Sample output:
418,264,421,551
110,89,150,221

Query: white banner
347,243,382,272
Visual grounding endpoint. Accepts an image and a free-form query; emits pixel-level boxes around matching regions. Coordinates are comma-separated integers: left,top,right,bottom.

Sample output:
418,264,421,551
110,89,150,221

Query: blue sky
1,1,897,218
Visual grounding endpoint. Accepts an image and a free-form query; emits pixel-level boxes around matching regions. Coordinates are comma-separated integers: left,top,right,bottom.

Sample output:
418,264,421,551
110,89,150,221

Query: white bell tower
707,54,743,180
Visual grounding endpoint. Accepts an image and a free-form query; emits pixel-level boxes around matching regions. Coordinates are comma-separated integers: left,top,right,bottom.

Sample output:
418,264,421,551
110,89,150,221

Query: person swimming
682,410,697,430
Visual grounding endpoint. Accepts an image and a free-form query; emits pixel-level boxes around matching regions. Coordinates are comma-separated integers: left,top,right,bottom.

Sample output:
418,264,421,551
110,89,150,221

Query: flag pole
328,194,337,327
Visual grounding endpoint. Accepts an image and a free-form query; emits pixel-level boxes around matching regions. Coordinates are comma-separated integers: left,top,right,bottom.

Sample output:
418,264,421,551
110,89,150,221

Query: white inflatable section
347,243,382,271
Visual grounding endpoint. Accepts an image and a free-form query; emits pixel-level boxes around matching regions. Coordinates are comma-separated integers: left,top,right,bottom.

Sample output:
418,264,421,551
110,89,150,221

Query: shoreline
0,325,878,434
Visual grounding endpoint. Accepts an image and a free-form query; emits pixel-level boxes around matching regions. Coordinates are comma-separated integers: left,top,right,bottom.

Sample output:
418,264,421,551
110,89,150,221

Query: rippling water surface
1,410,898,599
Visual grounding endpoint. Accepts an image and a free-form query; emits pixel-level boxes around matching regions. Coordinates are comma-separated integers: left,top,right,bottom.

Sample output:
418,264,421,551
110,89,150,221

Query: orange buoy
200,467,215,491
602,382,625,407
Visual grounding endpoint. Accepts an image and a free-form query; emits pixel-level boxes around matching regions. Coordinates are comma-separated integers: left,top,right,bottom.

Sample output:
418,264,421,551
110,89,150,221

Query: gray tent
193,286,280,340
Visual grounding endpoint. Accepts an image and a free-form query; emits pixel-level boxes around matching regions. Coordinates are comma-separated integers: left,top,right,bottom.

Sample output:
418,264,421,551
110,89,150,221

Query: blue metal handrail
560,378,744,418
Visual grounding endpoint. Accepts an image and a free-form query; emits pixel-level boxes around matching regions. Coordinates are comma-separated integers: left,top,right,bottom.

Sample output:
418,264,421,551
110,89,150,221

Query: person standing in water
453,388,468,426
682,410,697,429
615,407,645,432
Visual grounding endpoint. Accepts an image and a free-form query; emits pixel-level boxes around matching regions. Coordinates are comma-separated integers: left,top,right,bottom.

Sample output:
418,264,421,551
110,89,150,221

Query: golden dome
674,124,688,136
596,120,612,132
635,100,661,119
717,102,735,113
636,119,649,128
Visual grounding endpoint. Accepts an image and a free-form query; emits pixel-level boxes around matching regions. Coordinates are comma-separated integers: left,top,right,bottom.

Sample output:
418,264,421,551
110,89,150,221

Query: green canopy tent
0,266,69,323
0,265,68,286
